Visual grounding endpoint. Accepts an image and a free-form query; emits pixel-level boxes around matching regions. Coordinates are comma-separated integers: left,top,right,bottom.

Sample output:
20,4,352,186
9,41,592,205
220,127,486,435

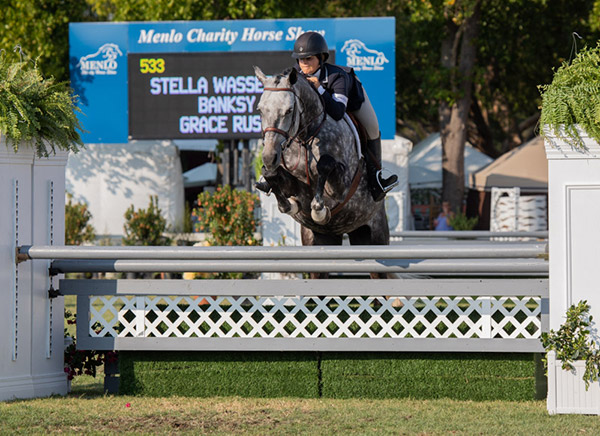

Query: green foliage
541,300,600,389
123,195,172,246
448,211,478,230
0,52,83,156
65,193,95,245
0,1,94,82
540,43,600,148
322,352,538,401
118,351,538,400
193,185,259,247
64,310,116,381
119,351,319,397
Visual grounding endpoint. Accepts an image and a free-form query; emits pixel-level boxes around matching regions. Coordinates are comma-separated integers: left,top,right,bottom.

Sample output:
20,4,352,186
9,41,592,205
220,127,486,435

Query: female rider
256,31,397,202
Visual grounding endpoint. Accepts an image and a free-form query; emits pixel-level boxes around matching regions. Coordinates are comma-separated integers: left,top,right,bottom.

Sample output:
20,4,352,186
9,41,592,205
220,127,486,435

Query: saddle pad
343,113,363,159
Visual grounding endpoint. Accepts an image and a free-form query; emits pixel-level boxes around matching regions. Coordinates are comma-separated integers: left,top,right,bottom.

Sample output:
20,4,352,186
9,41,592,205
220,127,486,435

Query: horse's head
254,66,302,172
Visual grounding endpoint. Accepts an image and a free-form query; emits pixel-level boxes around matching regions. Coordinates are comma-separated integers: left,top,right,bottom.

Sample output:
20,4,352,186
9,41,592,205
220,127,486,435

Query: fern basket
0,51,83,157
539,43,600,148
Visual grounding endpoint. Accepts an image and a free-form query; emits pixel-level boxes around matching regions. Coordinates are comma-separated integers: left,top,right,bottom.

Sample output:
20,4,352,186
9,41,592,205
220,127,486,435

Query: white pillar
0,138,68,401
545,132,600,414
545,135,600,331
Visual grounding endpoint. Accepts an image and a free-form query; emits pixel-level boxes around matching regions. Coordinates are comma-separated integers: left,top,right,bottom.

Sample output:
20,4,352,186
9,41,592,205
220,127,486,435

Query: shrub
65,193,95,245
0,50,83,156
64,310,117,381
541,300,600,389
193,185,259,246
539,43,600,147
123,195,171,246
448,211,478,230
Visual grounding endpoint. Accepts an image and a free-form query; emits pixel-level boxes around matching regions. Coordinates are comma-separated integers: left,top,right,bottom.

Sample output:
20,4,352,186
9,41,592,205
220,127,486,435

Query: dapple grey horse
255,66,391,278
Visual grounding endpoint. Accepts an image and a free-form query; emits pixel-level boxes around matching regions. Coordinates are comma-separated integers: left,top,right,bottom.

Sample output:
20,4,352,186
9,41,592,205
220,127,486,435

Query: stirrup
376,169,399,194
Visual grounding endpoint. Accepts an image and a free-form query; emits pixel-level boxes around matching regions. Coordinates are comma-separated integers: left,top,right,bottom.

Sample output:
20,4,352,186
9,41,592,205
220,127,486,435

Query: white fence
22,241,549,353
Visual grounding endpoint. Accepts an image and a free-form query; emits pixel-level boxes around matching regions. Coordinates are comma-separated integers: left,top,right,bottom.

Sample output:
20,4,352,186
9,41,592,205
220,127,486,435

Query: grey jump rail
390,231,548,239
20,242,548,275
22,241,549,353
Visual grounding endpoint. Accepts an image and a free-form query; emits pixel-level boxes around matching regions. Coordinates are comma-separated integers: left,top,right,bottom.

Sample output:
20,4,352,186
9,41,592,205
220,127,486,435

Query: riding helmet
292,32,329,61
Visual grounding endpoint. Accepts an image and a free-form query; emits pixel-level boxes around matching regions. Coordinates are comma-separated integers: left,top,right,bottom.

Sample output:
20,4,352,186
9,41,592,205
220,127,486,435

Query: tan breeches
350,88,380,140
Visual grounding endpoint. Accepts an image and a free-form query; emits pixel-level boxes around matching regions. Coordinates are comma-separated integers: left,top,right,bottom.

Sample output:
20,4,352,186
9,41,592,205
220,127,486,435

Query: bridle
261,86,327,151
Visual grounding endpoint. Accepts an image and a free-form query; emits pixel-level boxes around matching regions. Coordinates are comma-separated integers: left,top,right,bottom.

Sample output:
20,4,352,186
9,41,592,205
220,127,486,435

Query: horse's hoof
311,206,331,224
288,197,300,215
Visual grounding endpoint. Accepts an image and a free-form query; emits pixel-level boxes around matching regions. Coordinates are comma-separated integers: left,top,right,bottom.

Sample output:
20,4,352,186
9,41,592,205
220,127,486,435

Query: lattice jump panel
87,295,542,340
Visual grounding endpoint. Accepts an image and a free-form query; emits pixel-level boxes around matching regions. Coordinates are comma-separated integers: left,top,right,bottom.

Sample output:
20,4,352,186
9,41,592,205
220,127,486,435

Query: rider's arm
317,70,349,121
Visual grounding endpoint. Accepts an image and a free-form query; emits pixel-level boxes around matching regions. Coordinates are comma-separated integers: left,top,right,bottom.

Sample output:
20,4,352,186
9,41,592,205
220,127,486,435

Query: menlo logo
341,39,389,71
77,43,123,76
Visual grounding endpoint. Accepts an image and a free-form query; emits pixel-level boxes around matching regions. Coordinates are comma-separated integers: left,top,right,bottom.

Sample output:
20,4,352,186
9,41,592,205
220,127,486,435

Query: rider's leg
352,90,398,202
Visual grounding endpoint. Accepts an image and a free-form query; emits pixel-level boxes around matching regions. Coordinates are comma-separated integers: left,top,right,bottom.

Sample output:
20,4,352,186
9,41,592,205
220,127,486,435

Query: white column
0,138,68,401
545,135,600,331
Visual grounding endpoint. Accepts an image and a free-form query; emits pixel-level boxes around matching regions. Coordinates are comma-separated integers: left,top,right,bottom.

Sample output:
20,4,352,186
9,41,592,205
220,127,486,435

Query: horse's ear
254,66,267,84
289,68,298,85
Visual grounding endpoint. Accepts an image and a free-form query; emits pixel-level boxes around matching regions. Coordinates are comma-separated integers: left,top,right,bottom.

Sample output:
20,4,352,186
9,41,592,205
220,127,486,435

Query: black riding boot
254,167,272,194
366,135,398,202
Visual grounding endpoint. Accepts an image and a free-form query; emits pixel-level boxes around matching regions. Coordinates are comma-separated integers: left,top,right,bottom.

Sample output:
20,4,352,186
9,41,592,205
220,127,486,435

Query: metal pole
242,139,250,191
20,242,547,260
50,258,549,274
222,141,231,185
233,139,239,187
390,231,548,239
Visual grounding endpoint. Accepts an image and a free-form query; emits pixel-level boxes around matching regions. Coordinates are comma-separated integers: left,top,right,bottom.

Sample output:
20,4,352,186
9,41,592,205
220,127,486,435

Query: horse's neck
297,82,324,129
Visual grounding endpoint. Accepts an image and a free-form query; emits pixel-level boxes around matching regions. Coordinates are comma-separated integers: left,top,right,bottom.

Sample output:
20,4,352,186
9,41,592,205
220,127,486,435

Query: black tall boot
366,134,398,202
254,166,272,194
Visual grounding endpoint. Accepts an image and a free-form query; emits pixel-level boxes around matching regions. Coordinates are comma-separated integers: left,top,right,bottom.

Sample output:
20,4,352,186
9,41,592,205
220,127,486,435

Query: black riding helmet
292,31,329,62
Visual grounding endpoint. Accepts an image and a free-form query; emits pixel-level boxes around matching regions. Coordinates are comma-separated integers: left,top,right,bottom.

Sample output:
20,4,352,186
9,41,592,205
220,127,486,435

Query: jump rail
22,241,549,353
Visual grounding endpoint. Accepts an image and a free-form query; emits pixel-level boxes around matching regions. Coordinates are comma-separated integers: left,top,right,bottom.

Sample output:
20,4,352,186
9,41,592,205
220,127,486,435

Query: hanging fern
539,43,600,148
0,50,83,157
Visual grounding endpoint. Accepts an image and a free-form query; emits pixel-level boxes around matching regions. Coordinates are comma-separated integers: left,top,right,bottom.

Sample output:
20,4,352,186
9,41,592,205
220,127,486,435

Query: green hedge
321,353,540,401
119,351,543,401
119,351,319,398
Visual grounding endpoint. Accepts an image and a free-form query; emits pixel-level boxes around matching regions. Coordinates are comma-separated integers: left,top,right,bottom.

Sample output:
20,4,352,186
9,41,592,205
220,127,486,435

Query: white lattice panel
87,295,542,340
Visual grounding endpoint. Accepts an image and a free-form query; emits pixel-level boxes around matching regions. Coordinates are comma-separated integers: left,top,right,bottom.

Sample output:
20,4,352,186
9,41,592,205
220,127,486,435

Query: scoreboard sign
69,18,395,143
128,52,292,139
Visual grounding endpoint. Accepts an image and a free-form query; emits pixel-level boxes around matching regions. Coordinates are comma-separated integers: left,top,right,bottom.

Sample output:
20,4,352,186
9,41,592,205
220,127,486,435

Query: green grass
322,352,539,401
119,351,319,398
1,383,599,436
118,351,542,401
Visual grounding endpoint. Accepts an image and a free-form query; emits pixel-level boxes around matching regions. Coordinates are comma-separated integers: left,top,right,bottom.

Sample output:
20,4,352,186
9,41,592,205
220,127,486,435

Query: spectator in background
434,201,453,231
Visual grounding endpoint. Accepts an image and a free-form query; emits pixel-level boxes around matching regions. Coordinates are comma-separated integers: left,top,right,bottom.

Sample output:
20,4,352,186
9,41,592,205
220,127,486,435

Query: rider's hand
307,76,320,89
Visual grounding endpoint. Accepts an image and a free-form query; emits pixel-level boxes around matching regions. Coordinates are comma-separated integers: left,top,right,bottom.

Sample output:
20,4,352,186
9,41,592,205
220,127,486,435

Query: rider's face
298,56,320,75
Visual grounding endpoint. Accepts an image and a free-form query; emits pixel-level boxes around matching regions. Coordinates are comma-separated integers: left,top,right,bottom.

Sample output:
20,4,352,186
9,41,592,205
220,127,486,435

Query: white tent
183,163,217,188
409,133,493,189
66,140,185,237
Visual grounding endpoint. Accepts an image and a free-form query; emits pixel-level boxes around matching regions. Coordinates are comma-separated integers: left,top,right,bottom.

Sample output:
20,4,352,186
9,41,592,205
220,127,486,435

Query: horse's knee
311,205,331,224
317,154,337,174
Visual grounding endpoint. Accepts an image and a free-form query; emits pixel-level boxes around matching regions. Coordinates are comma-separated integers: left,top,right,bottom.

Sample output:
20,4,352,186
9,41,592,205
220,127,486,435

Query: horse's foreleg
264,168,301,215
311,155,344,224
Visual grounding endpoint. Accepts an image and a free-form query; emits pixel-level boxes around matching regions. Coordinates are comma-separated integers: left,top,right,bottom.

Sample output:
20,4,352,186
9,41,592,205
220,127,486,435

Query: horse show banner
69,18,396,143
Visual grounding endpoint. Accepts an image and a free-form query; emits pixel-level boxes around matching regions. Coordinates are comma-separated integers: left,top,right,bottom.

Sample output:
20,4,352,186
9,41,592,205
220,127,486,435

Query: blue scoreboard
69,18,396,143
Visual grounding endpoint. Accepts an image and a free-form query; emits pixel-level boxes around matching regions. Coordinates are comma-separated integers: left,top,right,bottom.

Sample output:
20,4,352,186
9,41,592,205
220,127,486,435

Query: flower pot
546,351,600,415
